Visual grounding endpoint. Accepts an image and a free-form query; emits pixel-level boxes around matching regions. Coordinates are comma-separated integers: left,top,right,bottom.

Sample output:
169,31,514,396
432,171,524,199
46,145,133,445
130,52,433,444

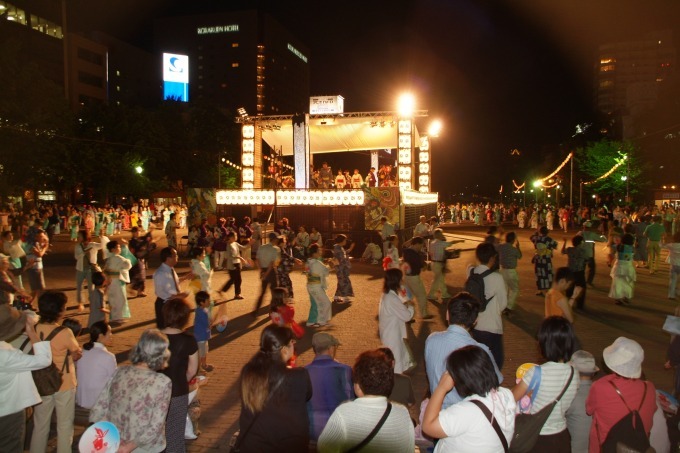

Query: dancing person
74,230,101,312
233,325,312,452
562,235,588,309
545,267,581,323
380,216,396,258
401,236,430,319
662,230,680,300
253,232,281,316
153,247,192,329
332,234,355,304
530,226,558,297
305,244,333,328
378,268,415,373
103,240,132,324
497,231,522,313
90,329,172,453
609,232,636,306
644,215,666,274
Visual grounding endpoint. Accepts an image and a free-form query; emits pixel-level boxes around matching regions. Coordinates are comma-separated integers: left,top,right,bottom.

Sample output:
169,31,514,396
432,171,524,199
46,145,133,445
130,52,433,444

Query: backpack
464,267,495,311
20,326,69,396
597,381,653,453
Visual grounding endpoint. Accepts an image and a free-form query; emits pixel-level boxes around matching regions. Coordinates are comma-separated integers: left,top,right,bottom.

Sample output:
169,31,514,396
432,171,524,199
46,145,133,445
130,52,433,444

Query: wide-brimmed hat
603,337,644,379
0,304,27,342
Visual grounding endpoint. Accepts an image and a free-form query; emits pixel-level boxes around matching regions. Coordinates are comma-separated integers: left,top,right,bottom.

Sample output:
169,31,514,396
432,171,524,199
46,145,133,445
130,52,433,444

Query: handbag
510,367,574,453
21,326,68,396
345,402,392,453
470,399,509,453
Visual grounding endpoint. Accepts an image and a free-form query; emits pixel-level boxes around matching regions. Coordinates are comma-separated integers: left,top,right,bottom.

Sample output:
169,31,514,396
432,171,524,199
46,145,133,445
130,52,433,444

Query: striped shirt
497,242,522,269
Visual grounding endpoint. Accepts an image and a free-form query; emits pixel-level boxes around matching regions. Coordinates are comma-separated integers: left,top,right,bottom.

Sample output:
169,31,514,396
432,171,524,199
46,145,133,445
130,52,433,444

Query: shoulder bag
21,325,68,396
510,367,574,453
345,402,393,453
470,399,509,453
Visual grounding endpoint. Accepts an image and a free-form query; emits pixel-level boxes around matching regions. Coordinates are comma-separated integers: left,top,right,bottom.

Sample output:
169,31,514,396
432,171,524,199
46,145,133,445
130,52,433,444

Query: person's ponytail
84,321,110,350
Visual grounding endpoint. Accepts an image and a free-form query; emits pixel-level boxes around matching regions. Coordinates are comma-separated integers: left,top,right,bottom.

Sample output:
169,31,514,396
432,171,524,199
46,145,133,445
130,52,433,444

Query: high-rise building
595,30,676,138
154,10,310,116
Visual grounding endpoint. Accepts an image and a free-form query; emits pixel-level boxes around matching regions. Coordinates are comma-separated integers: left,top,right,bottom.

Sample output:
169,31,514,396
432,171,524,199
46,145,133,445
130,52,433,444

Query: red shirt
585,374,657,453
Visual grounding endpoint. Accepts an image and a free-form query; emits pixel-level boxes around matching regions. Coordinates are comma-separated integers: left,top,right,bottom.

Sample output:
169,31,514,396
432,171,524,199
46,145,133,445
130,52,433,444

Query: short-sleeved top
545,288,567,319
194,307,211,342
497,242,522,269
564,246,586,272
435,388,516,453
521,362,579,435
162,332,198,397
644,223,665,241
402,247,424,275
35,323,80,391
237,368,312,452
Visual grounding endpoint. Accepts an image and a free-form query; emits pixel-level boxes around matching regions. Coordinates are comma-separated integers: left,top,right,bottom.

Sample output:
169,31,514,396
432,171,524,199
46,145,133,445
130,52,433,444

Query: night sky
72,0,680,199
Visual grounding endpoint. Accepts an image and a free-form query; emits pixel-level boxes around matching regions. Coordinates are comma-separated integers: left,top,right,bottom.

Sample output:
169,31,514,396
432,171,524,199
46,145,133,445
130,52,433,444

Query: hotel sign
310,95,345,115
197,24,239,35
287,43,308,63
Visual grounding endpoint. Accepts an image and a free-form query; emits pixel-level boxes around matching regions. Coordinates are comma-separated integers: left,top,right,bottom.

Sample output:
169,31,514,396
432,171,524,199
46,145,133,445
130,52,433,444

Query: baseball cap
603,337,644,379
570,350,599,374
312,332,341,351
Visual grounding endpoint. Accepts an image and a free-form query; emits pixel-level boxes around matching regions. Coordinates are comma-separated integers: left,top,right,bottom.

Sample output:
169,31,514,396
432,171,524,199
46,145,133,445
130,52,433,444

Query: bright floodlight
428,120,442,137
397,93,415,117
621,176,627,181
135,166,143,174
533,180,542,188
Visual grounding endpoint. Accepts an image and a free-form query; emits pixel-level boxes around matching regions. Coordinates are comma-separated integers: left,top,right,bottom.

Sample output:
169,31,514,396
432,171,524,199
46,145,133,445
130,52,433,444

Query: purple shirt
305,355,355,440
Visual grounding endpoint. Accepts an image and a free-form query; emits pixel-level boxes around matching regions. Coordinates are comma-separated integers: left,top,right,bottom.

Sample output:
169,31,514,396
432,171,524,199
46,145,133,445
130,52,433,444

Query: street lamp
428,120,442,137
135,165,143,175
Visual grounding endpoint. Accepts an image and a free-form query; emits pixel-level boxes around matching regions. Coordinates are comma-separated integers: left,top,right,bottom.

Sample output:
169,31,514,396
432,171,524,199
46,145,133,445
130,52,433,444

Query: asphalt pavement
34,222,678,452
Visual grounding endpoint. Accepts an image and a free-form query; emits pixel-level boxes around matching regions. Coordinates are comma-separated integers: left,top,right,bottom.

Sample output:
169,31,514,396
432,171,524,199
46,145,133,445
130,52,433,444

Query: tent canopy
260,115,421,155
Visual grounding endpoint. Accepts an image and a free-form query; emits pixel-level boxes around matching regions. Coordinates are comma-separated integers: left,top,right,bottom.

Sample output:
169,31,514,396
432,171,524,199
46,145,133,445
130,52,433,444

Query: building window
231,63,239,67
600,64,615,72
29,13,62,38
77,71,103,88
3,3,27,25
77,47,104,66
232,43,239,48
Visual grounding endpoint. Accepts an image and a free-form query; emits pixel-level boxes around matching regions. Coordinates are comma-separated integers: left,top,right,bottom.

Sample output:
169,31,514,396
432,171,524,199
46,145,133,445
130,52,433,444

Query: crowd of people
1,197,680,452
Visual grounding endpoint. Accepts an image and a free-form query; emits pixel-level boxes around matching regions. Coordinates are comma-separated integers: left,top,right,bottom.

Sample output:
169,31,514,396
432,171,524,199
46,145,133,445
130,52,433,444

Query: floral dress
333,244,354,299
90,365,172,453
530,233,558,291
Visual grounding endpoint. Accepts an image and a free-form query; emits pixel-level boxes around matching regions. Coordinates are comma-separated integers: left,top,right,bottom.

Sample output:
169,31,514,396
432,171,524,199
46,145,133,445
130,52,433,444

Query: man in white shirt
153,247,191,328
468,242,508,369
0,306,52,452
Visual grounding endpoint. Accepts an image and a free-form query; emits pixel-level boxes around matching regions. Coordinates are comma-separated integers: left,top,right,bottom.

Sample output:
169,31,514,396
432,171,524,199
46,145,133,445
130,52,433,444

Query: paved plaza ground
35,222,678,452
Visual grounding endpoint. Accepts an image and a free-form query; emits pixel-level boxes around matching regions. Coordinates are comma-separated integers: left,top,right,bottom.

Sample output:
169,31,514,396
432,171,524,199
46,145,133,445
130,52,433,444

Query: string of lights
512,180,525,192
536,152,573,182
582,155,627,186
221,158,242,171
263,155,294,171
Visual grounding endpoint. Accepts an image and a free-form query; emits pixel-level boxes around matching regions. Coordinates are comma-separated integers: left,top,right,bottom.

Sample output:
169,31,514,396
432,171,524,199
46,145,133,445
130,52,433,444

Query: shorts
197,341,209,358
26,269,45,291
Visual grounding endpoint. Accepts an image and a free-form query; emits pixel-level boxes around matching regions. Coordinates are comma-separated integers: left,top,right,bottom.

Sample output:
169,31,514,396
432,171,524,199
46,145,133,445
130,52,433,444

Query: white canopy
260,116,421,155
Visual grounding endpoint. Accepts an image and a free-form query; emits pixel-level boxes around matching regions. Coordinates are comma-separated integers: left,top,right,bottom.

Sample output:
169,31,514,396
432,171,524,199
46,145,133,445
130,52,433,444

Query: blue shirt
193,306,210,342
305,354,355,440
425,324,503,409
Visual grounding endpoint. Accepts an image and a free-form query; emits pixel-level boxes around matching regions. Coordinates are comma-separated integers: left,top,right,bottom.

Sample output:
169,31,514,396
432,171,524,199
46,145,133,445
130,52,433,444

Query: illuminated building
154,10,310,116
595,30,676,138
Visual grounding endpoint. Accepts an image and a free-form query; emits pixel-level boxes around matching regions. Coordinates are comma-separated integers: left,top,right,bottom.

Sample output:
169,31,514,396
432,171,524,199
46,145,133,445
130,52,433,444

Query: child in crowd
361,237,383,264
87,271,109,328
382,234,400,270
566,350,598,453
544,267,581,323
190,247,213,294
194,290,215,372
269,287,304,338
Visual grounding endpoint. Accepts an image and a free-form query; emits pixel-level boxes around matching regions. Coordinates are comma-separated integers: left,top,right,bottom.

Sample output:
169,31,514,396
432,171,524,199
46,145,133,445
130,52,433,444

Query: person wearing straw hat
586,337,657,453
0,305,52,453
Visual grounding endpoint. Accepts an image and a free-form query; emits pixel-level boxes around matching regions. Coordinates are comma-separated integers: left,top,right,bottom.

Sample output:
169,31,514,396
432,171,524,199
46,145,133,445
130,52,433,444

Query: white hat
603,337,644,379
570,350,599,374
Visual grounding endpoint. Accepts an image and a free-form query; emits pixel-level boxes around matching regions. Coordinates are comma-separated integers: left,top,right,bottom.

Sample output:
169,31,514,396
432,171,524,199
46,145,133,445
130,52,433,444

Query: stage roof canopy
251,112,425,156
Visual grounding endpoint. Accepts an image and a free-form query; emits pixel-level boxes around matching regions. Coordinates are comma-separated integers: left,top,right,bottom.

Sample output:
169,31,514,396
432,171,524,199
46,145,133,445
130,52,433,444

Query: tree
575,139,645,201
